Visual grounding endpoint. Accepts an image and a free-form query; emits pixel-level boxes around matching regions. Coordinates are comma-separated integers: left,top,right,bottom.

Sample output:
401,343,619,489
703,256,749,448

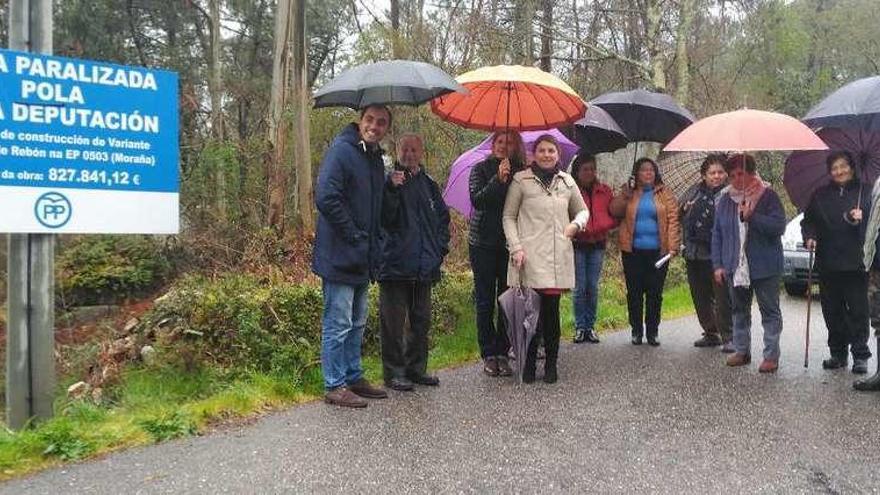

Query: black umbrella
591,89,696,145
563,104,628,155
802,76,880,132
313,60,467,109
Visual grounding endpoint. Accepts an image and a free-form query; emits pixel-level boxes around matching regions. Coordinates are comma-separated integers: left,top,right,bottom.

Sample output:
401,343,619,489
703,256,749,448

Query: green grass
0,282,694,480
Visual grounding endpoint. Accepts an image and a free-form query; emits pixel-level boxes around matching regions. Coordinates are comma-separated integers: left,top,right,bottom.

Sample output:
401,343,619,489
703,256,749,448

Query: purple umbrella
443,129,580,217
784,127,880,210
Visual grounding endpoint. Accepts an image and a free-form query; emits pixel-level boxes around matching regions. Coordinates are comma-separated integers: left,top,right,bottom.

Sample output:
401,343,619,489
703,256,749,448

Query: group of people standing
311,107,879,409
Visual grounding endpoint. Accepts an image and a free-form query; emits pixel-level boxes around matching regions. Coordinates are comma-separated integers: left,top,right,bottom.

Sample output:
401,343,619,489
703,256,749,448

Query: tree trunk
645,0,666,91
209,0,227,220
291,0,313,231
390,0,403,58
515,0,535,65
539,0,553,72
674,0,695,105
267,0,293,231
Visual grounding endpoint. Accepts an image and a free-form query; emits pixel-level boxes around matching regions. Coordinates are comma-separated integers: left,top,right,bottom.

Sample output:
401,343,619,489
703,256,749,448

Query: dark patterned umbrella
784,128,880,210
313,60,466,109
657,151,727,203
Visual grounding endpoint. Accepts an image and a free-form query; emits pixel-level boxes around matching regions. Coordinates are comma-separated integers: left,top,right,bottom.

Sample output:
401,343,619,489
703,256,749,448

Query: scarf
531,163,560,188
724,174,768,288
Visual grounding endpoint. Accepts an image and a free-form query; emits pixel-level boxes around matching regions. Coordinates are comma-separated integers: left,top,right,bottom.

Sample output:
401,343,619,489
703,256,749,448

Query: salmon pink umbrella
664,109,828,152
430,65,585,131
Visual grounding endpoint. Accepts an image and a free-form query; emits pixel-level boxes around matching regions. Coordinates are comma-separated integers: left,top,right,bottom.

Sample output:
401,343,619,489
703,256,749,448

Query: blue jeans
573,247,605,330
321,280,369,391
729,275,783,361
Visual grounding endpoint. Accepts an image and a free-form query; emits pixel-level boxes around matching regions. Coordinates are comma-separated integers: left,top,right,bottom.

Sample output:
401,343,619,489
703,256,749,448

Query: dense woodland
1,0,879,275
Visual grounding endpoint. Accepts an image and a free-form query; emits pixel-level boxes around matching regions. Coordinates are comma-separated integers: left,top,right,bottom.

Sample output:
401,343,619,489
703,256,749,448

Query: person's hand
738,200,756,222
497,158,512,183
805,238,817,251
668,248,679,257
713,268,726,286
620,181,634,199
390,170,405,187
563,223,579,238
850,208,863,223
512,250,526,269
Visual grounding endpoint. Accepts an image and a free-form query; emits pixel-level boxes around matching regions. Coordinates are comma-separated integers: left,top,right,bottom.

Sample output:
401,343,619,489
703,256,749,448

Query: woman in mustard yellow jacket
610,158,681,346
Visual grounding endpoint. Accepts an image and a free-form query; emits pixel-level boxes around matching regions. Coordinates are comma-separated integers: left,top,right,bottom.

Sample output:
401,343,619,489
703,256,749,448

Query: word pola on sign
0,49,179,234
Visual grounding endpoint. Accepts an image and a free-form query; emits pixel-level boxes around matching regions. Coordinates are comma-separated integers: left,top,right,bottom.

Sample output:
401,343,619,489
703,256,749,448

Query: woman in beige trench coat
503,134,589,383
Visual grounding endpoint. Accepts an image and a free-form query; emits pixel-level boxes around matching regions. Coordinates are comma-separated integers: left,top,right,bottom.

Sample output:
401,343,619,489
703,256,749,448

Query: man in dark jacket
378,134,451,391
802,151,872,374
313,105,394,408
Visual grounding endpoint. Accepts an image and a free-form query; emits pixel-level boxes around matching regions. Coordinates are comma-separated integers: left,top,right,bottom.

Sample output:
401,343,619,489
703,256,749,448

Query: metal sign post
3,0,179,430
6,0,55,430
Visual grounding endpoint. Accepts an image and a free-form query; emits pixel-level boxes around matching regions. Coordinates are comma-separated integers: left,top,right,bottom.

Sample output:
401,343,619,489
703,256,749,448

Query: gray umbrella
498,284,541,384
802,76,880,132
562,104,629,155
313,60,467,109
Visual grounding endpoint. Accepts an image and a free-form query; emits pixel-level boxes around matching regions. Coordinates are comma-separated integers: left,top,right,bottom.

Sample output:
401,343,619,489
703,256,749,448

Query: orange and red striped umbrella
431,65,585,131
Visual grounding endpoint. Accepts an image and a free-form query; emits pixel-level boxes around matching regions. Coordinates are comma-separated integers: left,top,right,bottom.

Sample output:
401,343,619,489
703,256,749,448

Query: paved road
4,295,880,494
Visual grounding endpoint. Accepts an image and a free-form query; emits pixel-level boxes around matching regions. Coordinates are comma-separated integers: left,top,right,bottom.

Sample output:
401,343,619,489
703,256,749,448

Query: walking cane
804,245,815,368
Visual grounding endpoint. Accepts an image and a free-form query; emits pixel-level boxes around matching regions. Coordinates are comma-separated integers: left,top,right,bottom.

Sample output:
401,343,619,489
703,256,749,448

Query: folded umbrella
498,284,541,384
431,65,585,131
784,128,880,210
442,129,580,217
313,59,466,109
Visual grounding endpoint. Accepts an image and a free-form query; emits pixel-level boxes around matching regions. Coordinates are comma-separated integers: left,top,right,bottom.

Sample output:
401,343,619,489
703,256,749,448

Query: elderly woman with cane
503,134,588,384
801,151,871,375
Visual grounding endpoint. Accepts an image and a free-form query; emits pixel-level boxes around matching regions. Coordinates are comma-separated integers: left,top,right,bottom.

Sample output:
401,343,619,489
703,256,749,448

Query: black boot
543,339,559,384
522,341,538,384
853,371,880,391
822,355,848,370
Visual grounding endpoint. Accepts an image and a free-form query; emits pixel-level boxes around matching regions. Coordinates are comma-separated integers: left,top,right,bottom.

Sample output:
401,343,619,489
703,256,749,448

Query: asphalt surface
3,294,880,494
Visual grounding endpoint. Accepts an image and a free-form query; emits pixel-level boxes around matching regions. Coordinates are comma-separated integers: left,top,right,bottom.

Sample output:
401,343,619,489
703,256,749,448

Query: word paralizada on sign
0,54,158,91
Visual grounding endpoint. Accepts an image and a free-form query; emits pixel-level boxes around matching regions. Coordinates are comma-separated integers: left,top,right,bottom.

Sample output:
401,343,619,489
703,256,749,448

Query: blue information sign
0,49,179,233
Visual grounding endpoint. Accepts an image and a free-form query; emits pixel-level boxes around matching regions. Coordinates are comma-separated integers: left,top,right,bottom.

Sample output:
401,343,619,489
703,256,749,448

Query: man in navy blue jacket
313,106,394,408
378,134,451,391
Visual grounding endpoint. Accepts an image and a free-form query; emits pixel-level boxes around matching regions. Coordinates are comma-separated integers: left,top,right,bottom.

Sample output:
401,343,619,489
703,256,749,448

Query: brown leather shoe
324,386,367,408
348,379,388,399
726,353,751,367
758,359,779,373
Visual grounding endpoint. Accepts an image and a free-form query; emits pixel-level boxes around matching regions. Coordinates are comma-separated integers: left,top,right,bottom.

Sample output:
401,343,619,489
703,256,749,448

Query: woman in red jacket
571,153,618,343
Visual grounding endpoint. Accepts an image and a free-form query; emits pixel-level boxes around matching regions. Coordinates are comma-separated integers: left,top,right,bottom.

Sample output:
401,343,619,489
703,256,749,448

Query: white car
781,213,815,296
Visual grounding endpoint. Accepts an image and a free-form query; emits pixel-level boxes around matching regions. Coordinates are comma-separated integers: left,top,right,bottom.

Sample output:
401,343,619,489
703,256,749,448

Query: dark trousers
686,259,733,342
379,280,432,382
819,271,871,360
622,249,668,338
526,294,561,372
469,245,510,358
